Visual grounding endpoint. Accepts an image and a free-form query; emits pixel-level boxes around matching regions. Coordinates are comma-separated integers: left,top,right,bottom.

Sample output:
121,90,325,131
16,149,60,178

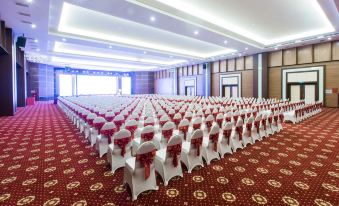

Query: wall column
203,62,211,97
253,53,268,98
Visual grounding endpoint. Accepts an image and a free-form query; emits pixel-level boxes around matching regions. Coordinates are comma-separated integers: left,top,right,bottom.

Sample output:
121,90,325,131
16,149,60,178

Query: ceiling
0,0,338,71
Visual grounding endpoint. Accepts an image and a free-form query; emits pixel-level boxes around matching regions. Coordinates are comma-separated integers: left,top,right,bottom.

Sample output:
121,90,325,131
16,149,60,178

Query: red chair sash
216,119,223,128
186,116,192,122
167,144,181,167
210,133,219,151
173,118,181,126
225,117,231,122
87,119,94,126
144,122,155,127
279,114,284,123
105,116,114,122
253,112,257,117
193,123,201,130
159,120,167,127
114,120,124,130
205,120,213,131
114,137,131,156
162,129,173,139
274,116,279,125
191,137,203,156
233,115,239,122
240,114,246,121
179,125,189,140
268,117,273,124
223,129,232,145
94,122,105,133
141,132,154,141
169,113,175,120
254,121,260,133
262,119,267,130
101,128,116,144
136,149,156,180
236,126,243,141
246,123,252,137
125,125,137,139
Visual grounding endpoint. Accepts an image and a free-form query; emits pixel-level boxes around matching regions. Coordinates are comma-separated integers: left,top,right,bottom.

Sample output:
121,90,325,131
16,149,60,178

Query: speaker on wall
203,63,207,70
16,36,26,48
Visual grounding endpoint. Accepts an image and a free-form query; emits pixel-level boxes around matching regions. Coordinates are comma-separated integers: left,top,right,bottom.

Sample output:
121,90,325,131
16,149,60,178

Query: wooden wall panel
212,61,219,73
211,73,219,96
283,48,297,66
268,50,282,67
228,59,235,71
245,56,253,70
325,62,339,107
242,70,253,97
183,67,187,76
236,57,244,70
332,41,339,60
268,67,282,99
193,65,198,75
220,60,227,72
314,42,331,62
297,45,313,64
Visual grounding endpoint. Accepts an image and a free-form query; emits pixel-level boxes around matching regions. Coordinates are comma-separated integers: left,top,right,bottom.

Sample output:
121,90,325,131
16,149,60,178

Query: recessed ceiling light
34,39,38,43
245,47,248,50
36,48,40,52
295,40,301,43
317,35,324,39
26,0,33,3
223,40,228,44
150,16,156,22
238,53,242,56
31,24,36,28
108,45,112,49
231,53,235,55
327,37,331,40
143,51,147,54
274,47,278,50
194,30,199,35
62,38,67,42
169,56,173,58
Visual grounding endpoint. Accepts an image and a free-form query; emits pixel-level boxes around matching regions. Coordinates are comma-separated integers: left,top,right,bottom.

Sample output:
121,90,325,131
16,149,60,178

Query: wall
178,64,204,96
268,41,339,107
27,62,55,100
154,69,174,95
132,71,154,94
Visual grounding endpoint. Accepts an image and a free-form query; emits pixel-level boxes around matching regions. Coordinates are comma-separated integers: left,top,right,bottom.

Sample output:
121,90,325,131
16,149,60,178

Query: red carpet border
0,102,338,206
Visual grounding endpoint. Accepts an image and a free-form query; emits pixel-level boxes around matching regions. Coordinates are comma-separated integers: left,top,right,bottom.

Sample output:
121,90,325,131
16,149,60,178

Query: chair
104,111,115,122
90,117,106,147
113,115,125,131
144,117,155,127
107,129,132,173
266,113,274,136
231,119,244,152
252,114,262,142
155,135,183,186
202,124,220,165
159,115,170,127
96,122,116,157
180,129,204,173
84,113,97,138
124,142,158,201
272,112,279,133
191,117,202,134
178,119,190,141
173,113,182,128
204,114,214,133
218,122,233,158
132,125,160,154
184,111,193,122
216,113,224,128
242,117,254,146
259,114,268,138
125,119,138,139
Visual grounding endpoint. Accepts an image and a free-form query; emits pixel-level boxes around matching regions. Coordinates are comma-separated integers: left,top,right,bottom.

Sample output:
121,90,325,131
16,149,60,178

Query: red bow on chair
240,114,246,121
144,122,154,127
274,116,279,125
141,132,154,141
262,119,267,130
167,144,181,167
114,137,131,156
186,116,192,122
235,126,243,141
169,113,175,120
159,120,167,127
87,119,94,126
193,123,201,130
136,149,156,180
114,120,124,130
105,116,114,122
179,125,189,140
173,118,181,127
246,113,251,118
101,128,116,144
191,137,203,156
279,114,284,123
233,115,239,122
246,123,252,137
216,119,223,128
225,117,231,122
268,117,272,124
254,121,260,133
125,125,137,139
162,129,173,140
223,129,232,145
213,112,218,119
94,122,105,133
205,121,213,132
210,133,219,151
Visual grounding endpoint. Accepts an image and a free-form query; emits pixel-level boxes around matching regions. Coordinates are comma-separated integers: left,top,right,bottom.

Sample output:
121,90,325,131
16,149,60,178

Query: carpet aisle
0,102,338,206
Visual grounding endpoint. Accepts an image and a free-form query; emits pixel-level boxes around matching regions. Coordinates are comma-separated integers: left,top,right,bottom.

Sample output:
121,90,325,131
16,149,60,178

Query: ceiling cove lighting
51,57,156,70
150,0,335,45
53,42,188,66
150,16,156,22
57,2,236,58
31,24,36,28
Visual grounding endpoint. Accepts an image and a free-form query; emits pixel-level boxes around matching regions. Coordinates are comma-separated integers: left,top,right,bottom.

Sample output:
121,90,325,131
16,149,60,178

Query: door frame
287,82,318,102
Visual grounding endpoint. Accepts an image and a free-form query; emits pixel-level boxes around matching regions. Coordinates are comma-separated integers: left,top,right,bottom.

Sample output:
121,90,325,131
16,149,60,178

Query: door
290,85,301,102
185,86,195,96
304,84,316,103
223,85,238,98
231,86,238,98
224,86,231,98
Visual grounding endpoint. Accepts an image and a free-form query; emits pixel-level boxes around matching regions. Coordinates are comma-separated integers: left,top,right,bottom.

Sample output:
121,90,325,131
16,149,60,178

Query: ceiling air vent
21,20,32,24
15,2,29,8
18,12,31,17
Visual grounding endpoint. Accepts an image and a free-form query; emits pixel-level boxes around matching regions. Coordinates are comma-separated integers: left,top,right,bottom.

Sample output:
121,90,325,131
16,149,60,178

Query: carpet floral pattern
0,102,338,205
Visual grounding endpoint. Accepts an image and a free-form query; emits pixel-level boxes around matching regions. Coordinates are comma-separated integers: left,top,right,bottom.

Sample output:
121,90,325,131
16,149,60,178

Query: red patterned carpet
0,102,338,206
